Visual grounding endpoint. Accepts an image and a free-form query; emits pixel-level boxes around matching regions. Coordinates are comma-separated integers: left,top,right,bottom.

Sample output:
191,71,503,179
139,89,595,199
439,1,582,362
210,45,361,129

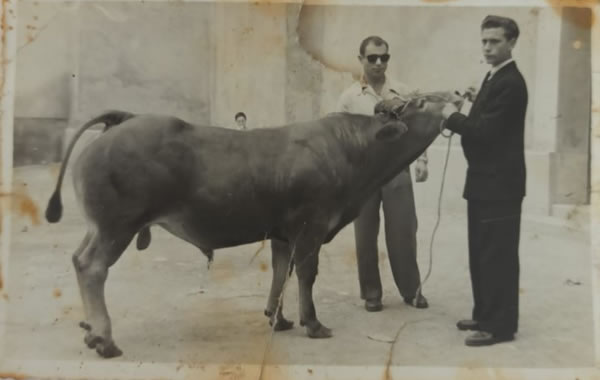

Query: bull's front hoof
304,322,333,339
265,309,294,331
96,341,123,359
270,317,294,331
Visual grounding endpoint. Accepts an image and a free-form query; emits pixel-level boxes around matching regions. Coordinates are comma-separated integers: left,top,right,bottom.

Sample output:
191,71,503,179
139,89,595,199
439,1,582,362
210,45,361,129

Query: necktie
469,72,492,115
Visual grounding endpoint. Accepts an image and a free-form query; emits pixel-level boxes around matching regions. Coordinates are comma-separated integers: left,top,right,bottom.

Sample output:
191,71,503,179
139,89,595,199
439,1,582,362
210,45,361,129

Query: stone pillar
550,7,592,206
531,7,562,153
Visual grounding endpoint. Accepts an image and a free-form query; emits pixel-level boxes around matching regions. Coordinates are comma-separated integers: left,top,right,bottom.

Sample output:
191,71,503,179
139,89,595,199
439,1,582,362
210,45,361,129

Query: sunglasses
364,54,390,64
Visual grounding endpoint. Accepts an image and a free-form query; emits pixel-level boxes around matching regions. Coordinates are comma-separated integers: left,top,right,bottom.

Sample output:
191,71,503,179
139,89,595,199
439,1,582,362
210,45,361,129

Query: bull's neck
353,136,427,197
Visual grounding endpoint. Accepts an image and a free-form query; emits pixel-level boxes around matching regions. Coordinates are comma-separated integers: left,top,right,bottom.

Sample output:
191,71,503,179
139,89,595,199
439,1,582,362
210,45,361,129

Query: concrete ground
1,165,594,369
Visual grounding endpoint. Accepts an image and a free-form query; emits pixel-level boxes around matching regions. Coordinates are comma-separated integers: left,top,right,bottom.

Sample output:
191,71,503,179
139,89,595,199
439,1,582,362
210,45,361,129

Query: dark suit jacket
446,61,528,201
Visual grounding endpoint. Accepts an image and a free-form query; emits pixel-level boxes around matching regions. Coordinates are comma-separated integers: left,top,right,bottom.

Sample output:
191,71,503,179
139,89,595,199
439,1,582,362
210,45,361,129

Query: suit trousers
467,199,522,336
353,170,421,301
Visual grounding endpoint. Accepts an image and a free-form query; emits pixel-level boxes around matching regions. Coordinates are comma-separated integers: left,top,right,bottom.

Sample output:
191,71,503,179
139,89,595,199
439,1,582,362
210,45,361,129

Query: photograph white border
1,0,598,378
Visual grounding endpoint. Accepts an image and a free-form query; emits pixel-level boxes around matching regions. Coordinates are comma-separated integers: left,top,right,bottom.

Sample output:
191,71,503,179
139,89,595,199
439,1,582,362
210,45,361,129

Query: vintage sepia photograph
0,0,597,379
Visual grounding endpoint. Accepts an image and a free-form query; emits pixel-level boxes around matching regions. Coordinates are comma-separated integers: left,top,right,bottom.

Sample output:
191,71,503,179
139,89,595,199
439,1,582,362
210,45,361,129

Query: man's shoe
465,331,514,347
364,299,383,312
456,319,480,331
403,294,429,309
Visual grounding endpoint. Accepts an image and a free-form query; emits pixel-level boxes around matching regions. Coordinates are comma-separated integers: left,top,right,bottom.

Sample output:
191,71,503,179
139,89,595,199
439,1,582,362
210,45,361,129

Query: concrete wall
77,2,213,125
285,4,323,124
15,2,74,119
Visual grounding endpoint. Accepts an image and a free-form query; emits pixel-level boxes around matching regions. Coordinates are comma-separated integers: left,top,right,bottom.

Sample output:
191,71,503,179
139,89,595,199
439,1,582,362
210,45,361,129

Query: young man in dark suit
442,15,528,346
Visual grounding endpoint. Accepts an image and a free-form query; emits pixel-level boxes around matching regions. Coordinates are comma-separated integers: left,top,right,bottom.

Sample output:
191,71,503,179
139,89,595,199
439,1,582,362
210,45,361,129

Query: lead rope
414,118,454,302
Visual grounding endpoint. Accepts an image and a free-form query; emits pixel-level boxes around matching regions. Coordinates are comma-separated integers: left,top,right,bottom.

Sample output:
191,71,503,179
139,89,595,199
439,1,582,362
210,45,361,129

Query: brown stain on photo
303,0,340,5
217,364,245,380
297,5,357,76
0,373,27,380
1,0,8,48
0,189,41,226
212,258,235,283
250,0,286,22
546,0,597,28
344,248,357,267
53,288,62,298
16,192,40,225
259,261,269,272
257,351,288,380
454,364,528,380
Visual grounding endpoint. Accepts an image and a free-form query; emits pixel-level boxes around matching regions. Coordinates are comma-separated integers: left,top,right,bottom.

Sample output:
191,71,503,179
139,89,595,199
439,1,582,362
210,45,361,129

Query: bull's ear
375,122,407,141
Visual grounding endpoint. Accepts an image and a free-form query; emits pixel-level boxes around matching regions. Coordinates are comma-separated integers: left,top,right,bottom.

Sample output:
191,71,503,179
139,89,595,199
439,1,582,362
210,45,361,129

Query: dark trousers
467,199,522,336
354,170,421,301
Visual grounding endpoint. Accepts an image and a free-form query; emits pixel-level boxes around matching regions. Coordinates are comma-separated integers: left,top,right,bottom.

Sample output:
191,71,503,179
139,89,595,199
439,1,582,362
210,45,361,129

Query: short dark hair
481,15,520,41
234,112,246,120
359,36,389,56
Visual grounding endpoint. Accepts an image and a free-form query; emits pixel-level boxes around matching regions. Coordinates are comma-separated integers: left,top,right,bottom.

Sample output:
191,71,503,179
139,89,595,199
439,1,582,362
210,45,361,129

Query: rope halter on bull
375,90,461,139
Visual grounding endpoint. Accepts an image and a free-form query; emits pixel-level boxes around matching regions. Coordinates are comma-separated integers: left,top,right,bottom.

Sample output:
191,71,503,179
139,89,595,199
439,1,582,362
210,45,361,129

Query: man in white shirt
337,36,429,312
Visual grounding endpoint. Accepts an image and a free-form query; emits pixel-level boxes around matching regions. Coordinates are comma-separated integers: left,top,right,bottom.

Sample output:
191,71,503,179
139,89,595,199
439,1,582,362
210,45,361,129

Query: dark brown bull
45,92,462,358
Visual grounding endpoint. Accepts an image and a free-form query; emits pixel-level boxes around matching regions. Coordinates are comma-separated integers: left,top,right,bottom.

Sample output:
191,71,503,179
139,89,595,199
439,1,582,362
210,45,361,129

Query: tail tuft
45,190,63,223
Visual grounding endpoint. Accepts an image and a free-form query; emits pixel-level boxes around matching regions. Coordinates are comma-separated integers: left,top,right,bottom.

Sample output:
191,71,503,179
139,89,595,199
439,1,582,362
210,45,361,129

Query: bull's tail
45,110,136,223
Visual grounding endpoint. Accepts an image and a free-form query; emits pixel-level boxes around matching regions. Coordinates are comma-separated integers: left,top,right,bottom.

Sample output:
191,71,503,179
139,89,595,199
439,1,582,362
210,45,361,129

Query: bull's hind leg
264,239,294,331
73,228,134,358
73,232,93,331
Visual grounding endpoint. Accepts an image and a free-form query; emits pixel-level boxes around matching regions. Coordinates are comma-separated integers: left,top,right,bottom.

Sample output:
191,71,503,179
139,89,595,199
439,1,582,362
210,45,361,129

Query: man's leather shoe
364,299,383,312
456,319,480,331
465,331,514,347
403,294,429,309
